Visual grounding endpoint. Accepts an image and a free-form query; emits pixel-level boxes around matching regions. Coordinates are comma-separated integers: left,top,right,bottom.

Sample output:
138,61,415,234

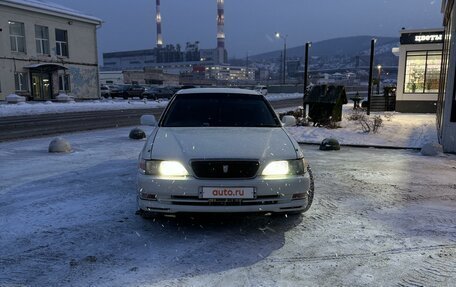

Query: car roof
175,87,262,96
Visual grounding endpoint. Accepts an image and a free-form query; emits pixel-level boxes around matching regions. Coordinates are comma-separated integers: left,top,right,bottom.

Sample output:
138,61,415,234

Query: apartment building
0,0,102,101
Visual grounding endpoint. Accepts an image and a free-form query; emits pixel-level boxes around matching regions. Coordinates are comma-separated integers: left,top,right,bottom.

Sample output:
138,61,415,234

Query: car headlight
159,161,188,176
262,159,306,176
139,160,189,177
262,161,289,176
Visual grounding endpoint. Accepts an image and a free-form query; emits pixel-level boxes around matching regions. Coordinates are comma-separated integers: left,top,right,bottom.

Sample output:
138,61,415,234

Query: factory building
102,0,228,79
103,42,206,72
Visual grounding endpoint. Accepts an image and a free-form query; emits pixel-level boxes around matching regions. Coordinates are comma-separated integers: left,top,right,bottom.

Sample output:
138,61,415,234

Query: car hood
148,127,299,162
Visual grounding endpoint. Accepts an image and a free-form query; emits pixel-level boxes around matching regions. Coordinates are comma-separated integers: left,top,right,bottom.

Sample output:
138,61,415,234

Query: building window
35,25,50,55
58,74,70,92
9,21,26,53
14,72,29,91
404,51,442,94
55,29,69,57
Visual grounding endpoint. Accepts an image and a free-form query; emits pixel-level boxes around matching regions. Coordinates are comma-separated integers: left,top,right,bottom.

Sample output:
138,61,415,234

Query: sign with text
401,31,444,45
201,187,255,199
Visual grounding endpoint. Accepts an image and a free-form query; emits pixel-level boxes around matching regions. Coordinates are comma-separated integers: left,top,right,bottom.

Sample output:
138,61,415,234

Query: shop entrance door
31,73,52,100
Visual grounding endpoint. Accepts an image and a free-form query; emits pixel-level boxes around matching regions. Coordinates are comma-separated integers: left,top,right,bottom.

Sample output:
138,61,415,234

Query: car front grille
191,160,260,179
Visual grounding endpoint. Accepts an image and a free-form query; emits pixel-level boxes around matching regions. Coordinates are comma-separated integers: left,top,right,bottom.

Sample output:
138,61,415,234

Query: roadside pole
367,38,376,115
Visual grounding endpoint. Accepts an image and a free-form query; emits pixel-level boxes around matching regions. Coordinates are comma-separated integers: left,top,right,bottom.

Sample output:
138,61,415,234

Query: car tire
122,93,128,100
278,165,314,216
301,165,314,213
137,209,159,219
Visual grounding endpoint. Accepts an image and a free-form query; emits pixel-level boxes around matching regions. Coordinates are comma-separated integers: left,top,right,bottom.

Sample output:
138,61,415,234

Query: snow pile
287,105,438,149
421,142,443,156
0,99,169,117
55,93,74,103
5,94,26,104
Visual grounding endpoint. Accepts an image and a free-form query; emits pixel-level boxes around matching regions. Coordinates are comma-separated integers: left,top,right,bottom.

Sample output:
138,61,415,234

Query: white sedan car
137,88,314,216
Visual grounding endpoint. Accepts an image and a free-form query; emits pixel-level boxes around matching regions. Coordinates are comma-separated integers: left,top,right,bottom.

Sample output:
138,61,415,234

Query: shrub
383,112,394,121
346,109,366,121
347,109,384,134
358,114,383,133
324,119,341,129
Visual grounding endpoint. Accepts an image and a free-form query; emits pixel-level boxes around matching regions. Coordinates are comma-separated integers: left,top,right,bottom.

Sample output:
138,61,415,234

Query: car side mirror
140,115,157,126
282,115,297,127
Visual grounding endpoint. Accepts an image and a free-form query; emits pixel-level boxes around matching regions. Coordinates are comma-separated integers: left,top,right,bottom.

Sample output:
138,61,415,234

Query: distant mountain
250,36,399,60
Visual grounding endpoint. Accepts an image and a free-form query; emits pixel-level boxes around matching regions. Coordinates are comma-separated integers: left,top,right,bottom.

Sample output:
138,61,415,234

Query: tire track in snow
266,244,456,263
398,248,455,287
301,169,340,231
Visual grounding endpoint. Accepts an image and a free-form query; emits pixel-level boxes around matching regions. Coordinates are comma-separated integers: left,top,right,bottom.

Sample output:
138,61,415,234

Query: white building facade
99,71,124,85
0,0,102,101
438,0,456,153
395,29,444,113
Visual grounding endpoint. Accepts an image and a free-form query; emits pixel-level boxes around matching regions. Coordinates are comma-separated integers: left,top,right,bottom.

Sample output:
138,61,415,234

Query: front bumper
137,173,312,214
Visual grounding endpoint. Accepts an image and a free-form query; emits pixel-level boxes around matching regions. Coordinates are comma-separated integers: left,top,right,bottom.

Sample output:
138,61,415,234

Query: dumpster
304,85,347,126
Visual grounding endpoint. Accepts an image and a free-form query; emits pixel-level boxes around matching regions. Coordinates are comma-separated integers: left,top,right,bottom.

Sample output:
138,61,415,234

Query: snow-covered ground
0,93,302,117
0,98,170,117
286,105,438,149
0,127,455,286
1,92,437,150
265,92,302,101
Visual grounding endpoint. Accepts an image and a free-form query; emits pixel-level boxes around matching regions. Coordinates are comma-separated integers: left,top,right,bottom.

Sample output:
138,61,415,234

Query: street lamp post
275,32,288,85
377,65,382,94
303,42,311,119
367,38,376,115
246,51,249,80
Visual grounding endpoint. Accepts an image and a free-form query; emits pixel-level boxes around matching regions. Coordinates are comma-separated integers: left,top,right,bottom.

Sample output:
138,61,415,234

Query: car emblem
223,165,229,173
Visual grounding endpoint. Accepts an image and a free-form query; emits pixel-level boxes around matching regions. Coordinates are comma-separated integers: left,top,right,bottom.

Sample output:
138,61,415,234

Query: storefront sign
414,34,443,43
400,31,444,45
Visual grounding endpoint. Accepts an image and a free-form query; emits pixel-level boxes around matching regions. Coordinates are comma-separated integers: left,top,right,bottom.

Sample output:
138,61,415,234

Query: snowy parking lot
0,127,455,286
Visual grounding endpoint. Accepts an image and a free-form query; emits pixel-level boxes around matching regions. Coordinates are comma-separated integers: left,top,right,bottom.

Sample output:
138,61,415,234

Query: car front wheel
278,165,314,216
136,208,161,219
302,165,314,212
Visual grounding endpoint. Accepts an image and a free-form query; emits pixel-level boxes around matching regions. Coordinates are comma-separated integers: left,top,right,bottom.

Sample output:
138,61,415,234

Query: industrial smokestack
156,0,163,47
216,0,225,64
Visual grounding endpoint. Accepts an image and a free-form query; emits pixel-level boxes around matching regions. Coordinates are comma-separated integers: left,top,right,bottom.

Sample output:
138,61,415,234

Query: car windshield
161,93,281,127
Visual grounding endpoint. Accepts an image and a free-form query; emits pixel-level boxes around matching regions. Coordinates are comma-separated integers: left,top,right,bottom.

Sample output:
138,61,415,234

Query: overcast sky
53,0,443,58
